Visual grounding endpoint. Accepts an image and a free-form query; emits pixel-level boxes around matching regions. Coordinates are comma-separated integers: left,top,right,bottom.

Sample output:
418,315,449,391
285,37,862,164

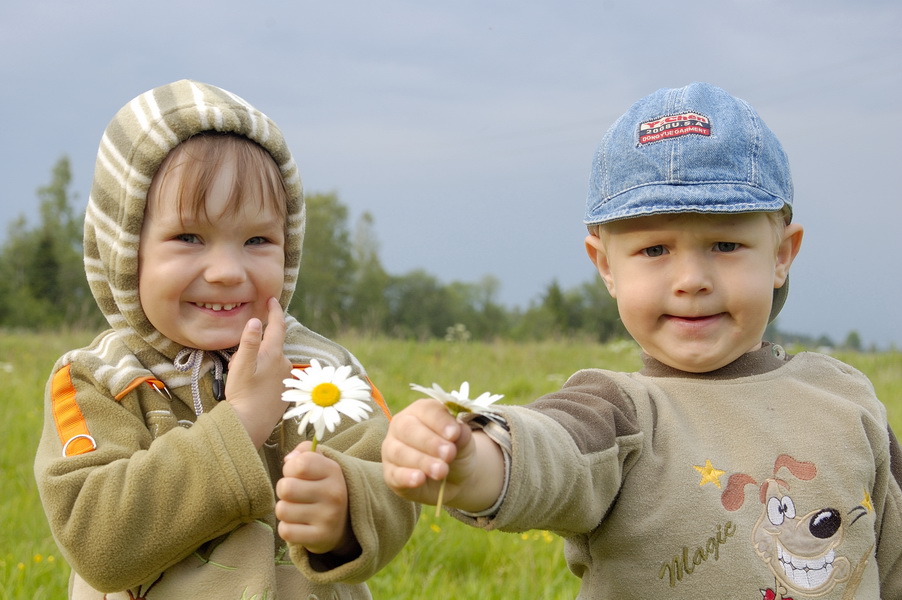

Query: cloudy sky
2,0,900,348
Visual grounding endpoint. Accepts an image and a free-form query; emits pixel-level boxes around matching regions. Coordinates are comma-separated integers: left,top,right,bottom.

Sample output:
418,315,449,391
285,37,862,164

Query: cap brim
585,182,787,226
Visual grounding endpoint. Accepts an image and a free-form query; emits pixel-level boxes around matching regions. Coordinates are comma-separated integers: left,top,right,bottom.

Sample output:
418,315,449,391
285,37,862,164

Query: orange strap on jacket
115,377,168,401
51,365,97,457
367,378,392,420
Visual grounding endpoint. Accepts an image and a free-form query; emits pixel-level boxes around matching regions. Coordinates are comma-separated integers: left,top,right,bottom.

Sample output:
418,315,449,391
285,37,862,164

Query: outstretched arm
382,398,505,513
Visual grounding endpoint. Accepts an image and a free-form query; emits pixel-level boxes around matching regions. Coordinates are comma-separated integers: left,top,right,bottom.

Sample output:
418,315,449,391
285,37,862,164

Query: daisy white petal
410,381,503,417
324,409,342,433
409,383,457,404
453,382,470,401
336,399,374,422
471,391,504,407
332,364,352,384
282,361,375,446
283,402,316,421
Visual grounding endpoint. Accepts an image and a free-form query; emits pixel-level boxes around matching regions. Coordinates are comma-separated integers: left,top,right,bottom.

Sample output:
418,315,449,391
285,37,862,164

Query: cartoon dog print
721,455,872,599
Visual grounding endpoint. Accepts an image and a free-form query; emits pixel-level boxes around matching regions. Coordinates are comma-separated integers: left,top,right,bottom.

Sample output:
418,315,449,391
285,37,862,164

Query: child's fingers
281,446,336,481
259,297,287,354
383,435,451,480
382,429,457,491
382,462,430,491
284,441,314,463
399,398,463,441
228,317,264,377
277,520,316,547
381,399,466,489
277,464,343,505
275,497,345,552
276,519,342,554
275,451,349,553
231,299,284,374
388,408,459,461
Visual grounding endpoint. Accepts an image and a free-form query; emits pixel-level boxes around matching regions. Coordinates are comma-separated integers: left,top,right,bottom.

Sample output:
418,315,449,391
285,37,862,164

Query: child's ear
774,223,804,288
585,233,616,298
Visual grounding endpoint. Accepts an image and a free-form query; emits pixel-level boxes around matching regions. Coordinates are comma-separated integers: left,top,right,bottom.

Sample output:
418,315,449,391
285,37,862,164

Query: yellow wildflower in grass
282,360,374,451
409,381,503,516
520,530,555,543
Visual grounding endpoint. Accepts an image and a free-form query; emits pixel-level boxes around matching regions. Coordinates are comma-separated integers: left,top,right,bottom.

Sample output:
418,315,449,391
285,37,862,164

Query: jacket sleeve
287,409,420,584
453,368,644,536
877,425,902,596
33,361,274,592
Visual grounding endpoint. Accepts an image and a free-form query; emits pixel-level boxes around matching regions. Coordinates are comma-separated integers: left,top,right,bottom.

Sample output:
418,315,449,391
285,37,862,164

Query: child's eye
175,233,201,244
641,245,666,258
245,236,269,246
714,242,739,252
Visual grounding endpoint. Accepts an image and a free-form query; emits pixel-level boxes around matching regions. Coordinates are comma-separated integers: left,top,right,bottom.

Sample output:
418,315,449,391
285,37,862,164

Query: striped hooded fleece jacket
33,80,416,599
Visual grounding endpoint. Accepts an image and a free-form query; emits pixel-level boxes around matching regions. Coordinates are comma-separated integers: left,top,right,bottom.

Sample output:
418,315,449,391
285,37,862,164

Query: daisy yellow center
311,382,341,407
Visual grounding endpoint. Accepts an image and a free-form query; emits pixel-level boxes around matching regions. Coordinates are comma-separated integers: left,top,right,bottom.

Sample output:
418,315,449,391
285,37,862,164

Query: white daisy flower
409,381,503,417
283,359,374,448
409,381,503,517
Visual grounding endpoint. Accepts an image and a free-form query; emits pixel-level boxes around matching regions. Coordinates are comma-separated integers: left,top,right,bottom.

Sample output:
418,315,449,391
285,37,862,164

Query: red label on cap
639,113,710,144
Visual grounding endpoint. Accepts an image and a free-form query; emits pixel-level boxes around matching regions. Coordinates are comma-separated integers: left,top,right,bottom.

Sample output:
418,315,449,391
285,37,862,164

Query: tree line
0,156,865,349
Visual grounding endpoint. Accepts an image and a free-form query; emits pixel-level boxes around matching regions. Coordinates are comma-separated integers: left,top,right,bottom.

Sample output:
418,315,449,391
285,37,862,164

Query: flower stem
434,405,462,518
435,478,447,518
310,436,319,452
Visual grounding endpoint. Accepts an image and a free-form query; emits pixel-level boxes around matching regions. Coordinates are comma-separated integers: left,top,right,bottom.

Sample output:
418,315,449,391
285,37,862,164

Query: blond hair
589,206,791,251
148,132,288,227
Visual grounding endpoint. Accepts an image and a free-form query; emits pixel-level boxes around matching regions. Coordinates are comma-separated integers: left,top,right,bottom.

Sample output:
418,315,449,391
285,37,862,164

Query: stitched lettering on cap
639,112,711,145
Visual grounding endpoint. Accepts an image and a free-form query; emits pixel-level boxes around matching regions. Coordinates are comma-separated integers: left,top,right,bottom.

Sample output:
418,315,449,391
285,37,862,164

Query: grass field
2,331,899,598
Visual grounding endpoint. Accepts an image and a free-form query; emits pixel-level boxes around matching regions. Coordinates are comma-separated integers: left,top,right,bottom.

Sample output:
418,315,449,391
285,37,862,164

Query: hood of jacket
84,79,304,361
79,80,365,410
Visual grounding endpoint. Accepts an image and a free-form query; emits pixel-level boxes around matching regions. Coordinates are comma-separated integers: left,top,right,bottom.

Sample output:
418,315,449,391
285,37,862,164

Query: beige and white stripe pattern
78,80,364,404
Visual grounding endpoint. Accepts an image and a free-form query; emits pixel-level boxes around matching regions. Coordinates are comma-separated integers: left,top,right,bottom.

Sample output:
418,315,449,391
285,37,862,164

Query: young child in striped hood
34,80,416,599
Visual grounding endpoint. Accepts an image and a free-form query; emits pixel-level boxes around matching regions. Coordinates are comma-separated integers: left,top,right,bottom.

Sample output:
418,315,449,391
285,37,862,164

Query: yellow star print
862,490,873,512
693,460,726,489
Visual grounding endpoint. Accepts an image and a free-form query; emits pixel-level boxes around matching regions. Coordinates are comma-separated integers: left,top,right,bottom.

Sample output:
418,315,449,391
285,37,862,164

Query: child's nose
673,256,712,295
203,246,248,285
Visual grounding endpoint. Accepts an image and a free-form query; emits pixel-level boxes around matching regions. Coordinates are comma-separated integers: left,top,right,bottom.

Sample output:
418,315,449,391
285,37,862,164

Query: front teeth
196,302,240,311
777,545,834,589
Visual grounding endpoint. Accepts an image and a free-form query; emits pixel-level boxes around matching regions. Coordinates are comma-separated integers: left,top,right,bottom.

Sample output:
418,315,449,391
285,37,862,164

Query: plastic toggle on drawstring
173,348,233,416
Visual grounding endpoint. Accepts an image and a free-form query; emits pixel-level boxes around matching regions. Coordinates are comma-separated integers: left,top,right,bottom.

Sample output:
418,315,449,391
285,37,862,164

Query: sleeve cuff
454,412,511,518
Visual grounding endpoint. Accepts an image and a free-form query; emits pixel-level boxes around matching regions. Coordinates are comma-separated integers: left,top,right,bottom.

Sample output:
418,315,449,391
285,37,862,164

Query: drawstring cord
173,348,233,416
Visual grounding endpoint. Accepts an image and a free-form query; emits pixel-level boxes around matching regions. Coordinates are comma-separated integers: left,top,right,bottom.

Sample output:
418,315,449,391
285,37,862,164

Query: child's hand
381,398,483,508
226,297,293,447
275,442,357,556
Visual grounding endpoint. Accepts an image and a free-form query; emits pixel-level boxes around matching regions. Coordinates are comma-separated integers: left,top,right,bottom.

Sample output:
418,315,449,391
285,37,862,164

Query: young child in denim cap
34,80,416,599
383,82,902,599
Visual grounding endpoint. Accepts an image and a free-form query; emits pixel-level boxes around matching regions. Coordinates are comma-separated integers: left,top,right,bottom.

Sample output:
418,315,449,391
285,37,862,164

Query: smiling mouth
194,302,244,311
777,544,836,590
668,313,721,322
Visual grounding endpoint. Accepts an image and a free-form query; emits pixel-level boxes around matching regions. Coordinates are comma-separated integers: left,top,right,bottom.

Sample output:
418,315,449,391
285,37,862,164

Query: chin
184,336,242,351
662,351,738,374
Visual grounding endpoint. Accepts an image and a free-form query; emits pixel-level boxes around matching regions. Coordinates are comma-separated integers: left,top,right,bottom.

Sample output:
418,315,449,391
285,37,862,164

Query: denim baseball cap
585,82,793,321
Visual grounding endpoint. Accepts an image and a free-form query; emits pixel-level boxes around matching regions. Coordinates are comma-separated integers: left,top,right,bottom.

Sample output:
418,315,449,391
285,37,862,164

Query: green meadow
2,331,900,599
